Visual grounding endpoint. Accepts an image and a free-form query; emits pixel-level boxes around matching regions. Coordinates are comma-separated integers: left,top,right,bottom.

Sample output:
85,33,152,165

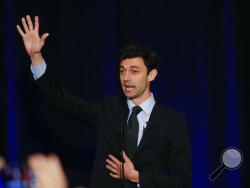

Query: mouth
123,84,135,93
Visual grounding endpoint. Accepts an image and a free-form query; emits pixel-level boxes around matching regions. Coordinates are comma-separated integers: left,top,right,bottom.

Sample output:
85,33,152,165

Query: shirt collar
127,93,155,116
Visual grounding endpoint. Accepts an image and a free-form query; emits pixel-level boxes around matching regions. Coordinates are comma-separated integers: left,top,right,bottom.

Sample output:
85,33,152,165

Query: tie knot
132,106,142,115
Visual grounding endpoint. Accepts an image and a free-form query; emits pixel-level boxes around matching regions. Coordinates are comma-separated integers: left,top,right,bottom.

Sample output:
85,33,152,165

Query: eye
119,69,125,74
131,70,139,74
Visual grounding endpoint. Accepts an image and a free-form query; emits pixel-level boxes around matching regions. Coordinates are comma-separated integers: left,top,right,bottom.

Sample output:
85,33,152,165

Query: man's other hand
105,151,139,183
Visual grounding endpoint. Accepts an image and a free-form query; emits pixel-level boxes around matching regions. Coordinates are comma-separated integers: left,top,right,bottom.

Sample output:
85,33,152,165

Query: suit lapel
134,102,162,158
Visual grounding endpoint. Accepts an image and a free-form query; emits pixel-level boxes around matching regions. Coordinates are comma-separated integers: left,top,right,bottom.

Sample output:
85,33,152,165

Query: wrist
129,169,139,183
30,52,44,67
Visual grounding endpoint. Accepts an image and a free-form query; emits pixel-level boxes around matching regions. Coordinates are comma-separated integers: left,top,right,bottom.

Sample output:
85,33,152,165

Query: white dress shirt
127,93,155,146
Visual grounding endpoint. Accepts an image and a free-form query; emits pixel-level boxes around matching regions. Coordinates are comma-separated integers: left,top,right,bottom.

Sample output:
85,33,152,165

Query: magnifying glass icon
209,147,243,181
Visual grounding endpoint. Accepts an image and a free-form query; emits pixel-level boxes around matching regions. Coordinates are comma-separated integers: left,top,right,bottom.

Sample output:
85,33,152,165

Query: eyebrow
119,65,140,69
130,66,140,69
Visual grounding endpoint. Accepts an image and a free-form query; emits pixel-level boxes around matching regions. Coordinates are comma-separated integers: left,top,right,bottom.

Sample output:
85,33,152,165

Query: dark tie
126,106,142,159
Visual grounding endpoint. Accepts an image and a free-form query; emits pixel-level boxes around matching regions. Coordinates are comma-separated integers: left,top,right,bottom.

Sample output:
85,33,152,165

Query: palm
123,157,136,180
23,31,43,56
124,160,134,174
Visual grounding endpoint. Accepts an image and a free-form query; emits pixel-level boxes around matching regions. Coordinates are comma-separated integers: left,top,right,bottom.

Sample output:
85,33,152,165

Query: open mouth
124,85,135,92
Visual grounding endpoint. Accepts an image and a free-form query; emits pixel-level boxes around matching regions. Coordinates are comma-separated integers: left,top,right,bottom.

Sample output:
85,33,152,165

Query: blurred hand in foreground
28,154,68,188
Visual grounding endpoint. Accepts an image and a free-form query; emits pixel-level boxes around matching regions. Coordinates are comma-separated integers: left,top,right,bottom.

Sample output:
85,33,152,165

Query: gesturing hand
28,154,68,188
16,15,49,66
105,151,139,183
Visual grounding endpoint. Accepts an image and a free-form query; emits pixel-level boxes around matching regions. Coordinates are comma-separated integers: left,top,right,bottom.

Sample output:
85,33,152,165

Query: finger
26,15,33,30
106,159,119,169
41,33,49,46
28,154,47,174
108,154,121,165
29,154,56,179
109,173,120,179
0,157,6,170
48,154,62,169
16,25,25,37
122,151,130,163
41,33,49,42
48,154,66,175
21,17,29,33
34,16,39,33
106,165,120,174
47,154,67,179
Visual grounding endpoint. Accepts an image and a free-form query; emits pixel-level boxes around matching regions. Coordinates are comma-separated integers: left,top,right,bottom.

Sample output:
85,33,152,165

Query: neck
131,92,151,106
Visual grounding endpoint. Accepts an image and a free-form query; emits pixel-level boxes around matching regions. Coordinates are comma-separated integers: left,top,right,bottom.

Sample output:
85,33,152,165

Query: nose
123,71,131,81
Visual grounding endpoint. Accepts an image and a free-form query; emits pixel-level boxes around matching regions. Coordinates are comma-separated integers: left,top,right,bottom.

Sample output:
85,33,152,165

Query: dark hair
119,44,158,74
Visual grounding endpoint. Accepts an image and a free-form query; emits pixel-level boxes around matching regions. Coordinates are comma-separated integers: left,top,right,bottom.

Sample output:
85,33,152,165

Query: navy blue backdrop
0,0,249,187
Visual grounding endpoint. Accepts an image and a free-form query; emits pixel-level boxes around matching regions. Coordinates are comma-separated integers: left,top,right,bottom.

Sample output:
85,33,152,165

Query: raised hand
16,15,49,66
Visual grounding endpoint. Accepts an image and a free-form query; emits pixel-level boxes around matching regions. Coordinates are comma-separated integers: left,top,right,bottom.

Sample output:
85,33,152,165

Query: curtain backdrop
1,0,249,187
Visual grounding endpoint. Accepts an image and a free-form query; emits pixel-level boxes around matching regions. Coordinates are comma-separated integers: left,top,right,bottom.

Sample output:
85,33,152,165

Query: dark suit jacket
35,72,192,188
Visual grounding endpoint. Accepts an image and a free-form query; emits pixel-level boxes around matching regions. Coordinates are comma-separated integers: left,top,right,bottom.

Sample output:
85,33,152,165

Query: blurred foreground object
28,154,68,188
0,157,5,171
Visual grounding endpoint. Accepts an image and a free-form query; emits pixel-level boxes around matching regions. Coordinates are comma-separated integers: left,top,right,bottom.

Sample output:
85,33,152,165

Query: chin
125,95,133,99
126,94,139,100
124,93,135,99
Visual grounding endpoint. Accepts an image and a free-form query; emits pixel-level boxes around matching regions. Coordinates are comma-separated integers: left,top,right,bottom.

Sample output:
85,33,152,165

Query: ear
147,69,158,82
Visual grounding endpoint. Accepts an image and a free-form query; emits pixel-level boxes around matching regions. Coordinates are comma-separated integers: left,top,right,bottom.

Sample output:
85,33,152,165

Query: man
17,15,192,188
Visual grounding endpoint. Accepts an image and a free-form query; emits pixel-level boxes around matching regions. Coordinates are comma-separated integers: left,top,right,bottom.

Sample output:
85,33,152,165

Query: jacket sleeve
35,71,101,126
139,116,192,188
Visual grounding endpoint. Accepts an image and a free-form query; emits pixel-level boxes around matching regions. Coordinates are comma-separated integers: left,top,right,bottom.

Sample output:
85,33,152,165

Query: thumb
41,33,49,43
122,151,130,162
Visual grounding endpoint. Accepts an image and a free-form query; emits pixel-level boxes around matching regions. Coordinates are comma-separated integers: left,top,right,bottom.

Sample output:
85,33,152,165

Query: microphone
120,121,126,188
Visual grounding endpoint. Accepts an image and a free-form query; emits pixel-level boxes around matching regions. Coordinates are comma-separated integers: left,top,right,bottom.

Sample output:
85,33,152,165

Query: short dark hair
119,44,158,73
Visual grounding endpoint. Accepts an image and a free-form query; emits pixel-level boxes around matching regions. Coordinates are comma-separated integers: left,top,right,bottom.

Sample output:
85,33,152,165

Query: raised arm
16,15,100,126
16,15,49,67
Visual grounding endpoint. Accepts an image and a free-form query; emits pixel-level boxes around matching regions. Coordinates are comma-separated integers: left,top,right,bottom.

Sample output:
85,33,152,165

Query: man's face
119,57,153,103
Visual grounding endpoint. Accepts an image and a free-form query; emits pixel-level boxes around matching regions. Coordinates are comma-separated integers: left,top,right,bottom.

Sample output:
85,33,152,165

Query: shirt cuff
30,60,47,80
